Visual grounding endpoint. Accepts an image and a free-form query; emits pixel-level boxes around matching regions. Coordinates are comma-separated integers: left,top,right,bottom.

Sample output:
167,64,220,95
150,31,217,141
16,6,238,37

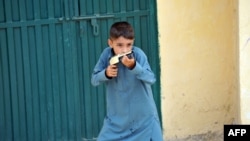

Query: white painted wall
239,0,250,124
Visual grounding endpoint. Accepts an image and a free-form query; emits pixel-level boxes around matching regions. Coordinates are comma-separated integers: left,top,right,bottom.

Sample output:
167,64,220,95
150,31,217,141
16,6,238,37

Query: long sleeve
91,48,110,86
130,48,156,85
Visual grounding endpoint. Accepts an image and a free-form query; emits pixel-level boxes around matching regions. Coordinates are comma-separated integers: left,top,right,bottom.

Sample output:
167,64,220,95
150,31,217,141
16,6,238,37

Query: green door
0,0,160,140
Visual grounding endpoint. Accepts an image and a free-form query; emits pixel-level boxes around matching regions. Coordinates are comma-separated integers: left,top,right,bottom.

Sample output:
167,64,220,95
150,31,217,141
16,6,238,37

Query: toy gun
109,51,133,65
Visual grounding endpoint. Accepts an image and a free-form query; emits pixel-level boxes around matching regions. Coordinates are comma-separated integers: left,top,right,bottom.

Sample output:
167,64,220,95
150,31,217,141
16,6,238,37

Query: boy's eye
117,43,123,47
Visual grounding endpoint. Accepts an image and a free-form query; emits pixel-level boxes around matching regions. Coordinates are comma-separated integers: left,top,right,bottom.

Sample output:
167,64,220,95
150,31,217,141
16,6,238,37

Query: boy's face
108,36,134,55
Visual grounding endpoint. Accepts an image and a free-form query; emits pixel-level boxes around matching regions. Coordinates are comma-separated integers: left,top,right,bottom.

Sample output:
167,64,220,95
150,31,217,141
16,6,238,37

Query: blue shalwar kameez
91,47,163,141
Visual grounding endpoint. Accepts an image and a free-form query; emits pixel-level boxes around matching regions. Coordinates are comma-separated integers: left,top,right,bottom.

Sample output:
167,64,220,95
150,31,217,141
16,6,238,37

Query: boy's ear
108,39,113,48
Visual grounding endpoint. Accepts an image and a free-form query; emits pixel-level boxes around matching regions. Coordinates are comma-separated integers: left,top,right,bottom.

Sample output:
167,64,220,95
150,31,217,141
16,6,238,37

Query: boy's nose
121,48,129,53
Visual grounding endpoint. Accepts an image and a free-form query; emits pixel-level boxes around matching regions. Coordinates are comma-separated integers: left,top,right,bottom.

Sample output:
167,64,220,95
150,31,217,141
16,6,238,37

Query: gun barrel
109,50,132,65
118,51,132,57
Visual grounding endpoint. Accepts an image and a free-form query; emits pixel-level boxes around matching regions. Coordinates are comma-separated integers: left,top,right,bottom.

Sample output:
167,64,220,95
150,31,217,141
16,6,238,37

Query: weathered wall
239,0,250,124
157,0,239,140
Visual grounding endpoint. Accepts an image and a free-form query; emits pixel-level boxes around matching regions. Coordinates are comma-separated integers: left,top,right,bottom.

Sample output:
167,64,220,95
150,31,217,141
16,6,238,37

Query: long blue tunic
91,46,163,141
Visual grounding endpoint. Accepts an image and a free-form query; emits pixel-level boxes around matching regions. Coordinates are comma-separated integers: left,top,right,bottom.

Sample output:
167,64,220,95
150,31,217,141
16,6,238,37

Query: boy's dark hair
109,21,134,40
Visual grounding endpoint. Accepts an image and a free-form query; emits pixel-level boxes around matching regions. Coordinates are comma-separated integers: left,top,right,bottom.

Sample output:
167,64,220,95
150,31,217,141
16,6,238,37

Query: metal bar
69,21,82,141
35,24,46,141
7,27,19,141
0,10,149,29
5,0,12,22
15,27,27,141
48,0,55,18
64,23,75,140
19,0,27,20
48,23,61,140
0,0,5,22
21,26,34,141
0,19,60,29
33,0,41,20
64,0,70,20
18,2,29,139
93,0,99,14
74,0,79,17
71,14,114,21
0,28,12,141
42,24,54,140
79,21,91,137
0,34,5,140
107,0,113,14
120,0,126,12
79,0,86,15
59,22,68,140
28,25,40,141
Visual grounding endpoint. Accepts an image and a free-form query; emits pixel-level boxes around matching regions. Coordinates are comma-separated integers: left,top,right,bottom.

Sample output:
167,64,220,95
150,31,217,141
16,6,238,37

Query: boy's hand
121,55,135,69
106,65,118,77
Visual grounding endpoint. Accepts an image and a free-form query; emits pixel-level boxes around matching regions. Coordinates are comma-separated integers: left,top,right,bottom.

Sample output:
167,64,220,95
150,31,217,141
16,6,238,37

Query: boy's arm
91,52,110,86
129,50,156,85
91,69,109,86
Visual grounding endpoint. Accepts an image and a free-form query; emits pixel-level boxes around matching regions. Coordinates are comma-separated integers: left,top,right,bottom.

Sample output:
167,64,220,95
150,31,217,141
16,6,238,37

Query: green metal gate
0,0,160,140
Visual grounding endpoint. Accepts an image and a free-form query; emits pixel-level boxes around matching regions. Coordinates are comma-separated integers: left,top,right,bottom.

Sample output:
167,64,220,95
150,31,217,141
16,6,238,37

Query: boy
91,21,163,141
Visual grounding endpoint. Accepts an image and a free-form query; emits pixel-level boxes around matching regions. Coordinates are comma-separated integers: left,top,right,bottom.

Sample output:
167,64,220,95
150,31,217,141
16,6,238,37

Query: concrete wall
239,0,250,124
157,0,239,140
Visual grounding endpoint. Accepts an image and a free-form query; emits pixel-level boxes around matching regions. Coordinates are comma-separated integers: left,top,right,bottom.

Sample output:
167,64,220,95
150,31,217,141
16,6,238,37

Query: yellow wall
239,0,250,124
157,0,239,140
